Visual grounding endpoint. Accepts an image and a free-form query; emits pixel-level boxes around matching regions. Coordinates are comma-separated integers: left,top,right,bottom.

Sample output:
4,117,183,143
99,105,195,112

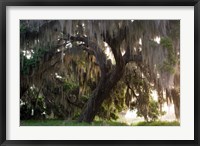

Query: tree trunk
171,89,180,120
78,26,127,123
78,60,125,123
20,76,30,97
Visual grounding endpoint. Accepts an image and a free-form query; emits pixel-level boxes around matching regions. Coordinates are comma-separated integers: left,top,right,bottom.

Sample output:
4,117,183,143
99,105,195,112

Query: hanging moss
149,40,158,48
159,37,177,74
20,20,180,122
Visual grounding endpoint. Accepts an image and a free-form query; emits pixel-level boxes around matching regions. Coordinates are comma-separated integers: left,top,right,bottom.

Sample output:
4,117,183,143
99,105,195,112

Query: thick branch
124,53,143,64
70,36,107,75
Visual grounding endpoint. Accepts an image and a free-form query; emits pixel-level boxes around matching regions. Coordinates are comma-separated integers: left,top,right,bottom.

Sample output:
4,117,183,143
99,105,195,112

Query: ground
21,119,180,126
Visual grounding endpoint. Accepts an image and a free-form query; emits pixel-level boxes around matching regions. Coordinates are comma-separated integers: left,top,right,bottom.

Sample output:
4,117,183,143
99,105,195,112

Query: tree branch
70,36,107,75
124,53,143,64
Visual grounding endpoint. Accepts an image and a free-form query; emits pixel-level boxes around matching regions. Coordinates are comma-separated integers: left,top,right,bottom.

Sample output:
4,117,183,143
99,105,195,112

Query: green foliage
159,61,175,74
45,80,80,120
20,101,32,120
148,99,160,121
168,20,180,40
136,97,160,122
63,81,79,92
20,88,46,120
98,81,127,121
80,95,89,102
159,37,177,73
20,20,180,123
160,37,173,49
21,48,47,75
20,23,28,33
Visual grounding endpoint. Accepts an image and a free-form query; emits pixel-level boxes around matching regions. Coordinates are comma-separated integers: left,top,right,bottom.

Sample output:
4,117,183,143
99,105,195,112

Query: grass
20,119,128,126
20,119,180,126
132,121,180,126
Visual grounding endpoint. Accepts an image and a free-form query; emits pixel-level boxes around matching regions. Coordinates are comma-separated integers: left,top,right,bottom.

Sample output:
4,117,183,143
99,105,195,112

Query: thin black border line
0,0,199,146
0,0,198,6
194,1,199,145
0,1,6,146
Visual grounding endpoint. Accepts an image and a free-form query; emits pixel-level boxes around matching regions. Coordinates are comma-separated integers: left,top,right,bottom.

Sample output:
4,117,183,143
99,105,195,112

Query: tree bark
78,61,125,123
78,33,126,123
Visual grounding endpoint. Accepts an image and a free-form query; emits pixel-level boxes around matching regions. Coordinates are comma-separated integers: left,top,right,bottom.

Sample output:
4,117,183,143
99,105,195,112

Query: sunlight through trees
20,20,180,125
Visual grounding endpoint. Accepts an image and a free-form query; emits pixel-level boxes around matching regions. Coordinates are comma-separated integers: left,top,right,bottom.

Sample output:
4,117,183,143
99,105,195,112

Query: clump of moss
160,37,173,49
63,81,79,92
159,61,175,74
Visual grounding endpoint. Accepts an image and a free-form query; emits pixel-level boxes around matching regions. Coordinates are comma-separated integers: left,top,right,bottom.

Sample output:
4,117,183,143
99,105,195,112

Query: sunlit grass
132,121,180,126
20,119,180,126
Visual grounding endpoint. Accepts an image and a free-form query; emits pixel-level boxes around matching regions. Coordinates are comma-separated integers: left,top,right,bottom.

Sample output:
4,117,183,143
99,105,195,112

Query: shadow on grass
21,119,180,126
20,119,128,126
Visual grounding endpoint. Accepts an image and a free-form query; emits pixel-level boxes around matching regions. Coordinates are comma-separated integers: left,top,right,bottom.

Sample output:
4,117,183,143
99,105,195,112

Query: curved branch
70,36,107,75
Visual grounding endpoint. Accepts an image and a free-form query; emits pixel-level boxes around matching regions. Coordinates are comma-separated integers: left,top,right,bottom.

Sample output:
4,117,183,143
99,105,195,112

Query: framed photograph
0,0,199,145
